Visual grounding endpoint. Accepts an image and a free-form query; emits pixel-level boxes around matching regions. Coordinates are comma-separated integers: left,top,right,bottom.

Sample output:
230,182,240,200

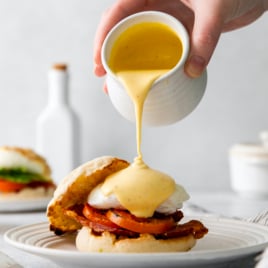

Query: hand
94,0,267,79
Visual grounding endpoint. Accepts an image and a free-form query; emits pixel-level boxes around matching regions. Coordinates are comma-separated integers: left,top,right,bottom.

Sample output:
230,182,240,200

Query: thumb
185,4,224,78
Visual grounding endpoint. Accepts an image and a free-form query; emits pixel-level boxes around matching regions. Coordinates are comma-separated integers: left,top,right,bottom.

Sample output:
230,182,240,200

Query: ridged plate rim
4,216,268,267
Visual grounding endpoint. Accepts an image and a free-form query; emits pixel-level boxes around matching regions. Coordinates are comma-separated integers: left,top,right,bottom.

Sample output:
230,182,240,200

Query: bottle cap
52,63,67,71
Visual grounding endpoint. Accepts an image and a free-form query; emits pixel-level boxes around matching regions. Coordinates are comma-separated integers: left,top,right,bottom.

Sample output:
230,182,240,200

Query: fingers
103,82,108,94
184,1,224,78
93,7,125,77
94,0,147,77
94,0,226,79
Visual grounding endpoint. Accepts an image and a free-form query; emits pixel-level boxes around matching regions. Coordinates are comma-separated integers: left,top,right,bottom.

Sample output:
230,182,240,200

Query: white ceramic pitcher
102,11,207,126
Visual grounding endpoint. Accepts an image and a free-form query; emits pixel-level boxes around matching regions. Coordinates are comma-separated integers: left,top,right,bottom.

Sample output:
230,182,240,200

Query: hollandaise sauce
102,22,183,217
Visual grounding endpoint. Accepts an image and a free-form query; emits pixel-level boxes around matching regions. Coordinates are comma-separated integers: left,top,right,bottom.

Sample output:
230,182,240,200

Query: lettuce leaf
0,168,47,184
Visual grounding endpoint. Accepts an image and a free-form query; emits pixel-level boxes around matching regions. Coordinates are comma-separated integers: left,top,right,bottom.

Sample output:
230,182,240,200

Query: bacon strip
64,205,208,239
156,220,208,239
64,206,139,237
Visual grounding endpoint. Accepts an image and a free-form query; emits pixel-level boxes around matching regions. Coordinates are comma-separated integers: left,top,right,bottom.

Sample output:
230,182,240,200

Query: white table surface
1,191,268,268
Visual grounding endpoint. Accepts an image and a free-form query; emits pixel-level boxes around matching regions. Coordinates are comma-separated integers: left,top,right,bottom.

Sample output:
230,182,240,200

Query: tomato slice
0,179,26,192
78,204,138,237
106,209,176,234
83,204,119,229
0,178,55,193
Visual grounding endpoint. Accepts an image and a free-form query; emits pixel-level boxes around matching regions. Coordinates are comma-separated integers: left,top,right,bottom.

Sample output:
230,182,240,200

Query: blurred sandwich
0,146,55,200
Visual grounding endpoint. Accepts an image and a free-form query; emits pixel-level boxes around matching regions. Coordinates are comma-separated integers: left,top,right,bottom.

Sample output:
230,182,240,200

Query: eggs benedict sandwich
47,156,208,253
0,146,55,200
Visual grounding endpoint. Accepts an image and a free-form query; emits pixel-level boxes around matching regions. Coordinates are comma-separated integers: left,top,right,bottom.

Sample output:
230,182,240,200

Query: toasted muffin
47,156,129,233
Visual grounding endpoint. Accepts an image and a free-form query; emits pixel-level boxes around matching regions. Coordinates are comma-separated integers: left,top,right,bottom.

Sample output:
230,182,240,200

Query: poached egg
88,183,189,215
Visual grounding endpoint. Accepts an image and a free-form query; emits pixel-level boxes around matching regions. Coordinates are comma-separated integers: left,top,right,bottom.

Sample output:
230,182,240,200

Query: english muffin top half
47,156,129,234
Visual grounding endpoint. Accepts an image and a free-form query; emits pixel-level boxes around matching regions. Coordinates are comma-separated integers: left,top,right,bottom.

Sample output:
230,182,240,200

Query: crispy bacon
64,204,208,239
155,220,208,239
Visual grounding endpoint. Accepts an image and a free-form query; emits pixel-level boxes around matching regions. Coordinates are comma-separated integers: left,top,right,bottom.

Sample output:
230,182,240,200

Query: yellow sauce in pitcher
102,22,183,217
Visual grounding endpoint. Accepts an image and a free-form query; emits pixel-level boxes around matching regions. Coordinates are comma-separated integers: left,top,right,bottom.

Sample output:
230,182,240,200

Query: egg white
88,183,189,215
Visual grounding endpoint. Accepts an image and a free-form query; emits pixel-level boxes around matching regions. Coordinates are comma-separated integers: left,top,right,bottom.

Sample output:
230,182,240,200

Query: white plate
0,197,51,212
4,216,268,268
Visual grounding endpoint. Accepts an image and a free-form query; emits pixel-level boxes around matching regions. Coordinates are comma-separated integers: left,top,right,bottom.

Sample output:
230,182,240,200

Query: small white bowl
229,140,268,198
260,130,268,147
101,11,207,126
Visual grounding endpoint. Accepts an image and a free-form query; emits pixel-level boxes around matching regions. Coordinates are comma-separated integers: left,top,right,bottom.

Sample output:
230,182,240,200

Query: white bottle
36,63,80,184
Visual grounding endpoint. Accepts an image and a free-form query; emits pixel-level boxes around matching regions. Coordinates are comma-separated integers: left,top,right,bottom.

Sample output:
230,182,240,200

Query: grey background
0,0,267,191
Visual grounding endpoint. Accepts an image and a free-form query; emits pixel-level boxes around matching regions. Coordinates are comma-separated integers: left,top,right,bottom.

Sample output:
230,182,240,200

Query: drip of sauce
102,22,183,217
